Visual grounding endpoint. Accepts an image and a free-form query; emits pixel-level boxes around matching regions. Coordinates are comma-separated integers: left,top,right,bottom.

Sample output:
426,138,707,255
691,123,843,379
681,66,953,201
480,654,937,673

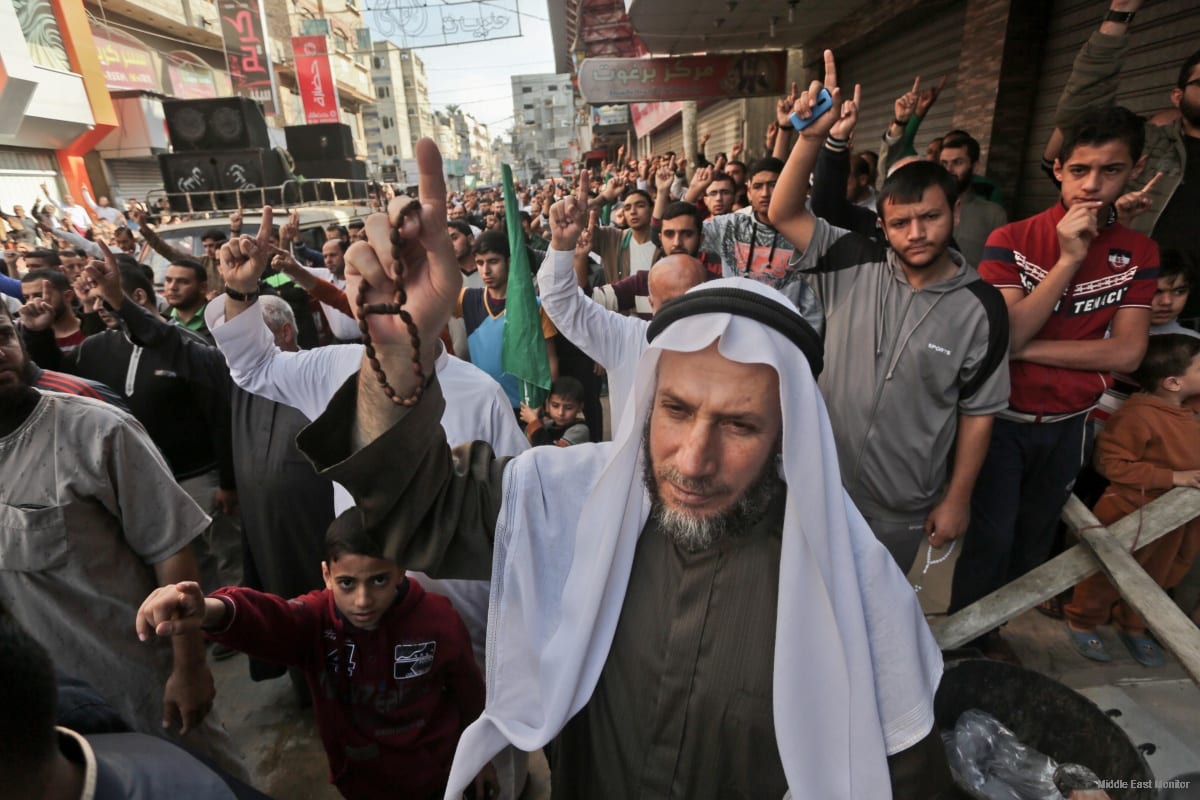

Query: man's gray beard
641,417,782,553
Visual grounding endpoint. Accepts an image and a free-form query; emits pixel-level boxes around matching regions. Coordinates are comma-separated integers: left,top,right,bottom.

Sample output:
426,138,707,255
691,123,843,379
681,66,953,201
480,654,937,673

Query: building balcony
331,50,371,99
87,0,223,49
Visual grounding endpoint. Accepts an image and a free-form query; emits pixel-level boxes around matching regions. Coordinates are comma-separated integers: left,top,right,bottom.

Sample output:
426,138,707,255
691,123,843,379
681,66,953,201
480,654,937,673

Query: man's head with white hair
258,294,298,352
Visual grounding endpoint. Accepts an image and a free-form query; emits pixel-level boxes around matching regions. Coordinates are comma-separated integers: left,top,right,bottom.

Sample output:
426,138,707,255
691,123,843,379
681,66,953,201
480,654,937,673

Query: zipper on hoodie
852,279,917,481
852,271,948,481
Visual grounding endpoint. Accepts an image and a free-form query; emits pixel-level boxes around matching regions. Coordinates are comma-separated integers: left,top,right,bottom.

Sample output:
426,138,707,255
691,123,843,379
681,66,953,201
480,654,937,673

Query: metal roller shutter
1018,0,1200,219
0,148,60,208
697,99,745,162
836,1,967,172
106,159,167,208
651,122,685,157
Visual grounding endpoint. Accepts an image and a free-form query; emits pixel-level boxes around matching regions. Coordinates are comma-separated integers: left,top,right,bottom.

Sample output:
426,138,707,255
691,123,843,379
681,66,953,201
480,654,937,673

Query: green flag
500,163,552,407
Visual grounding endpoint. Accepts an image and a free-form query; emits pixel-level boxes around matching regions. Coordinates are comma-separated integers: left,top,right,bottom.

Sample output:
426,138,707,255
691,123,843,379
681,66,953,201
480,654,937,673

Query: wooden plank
931,488,1200,649
1072,507,1200,685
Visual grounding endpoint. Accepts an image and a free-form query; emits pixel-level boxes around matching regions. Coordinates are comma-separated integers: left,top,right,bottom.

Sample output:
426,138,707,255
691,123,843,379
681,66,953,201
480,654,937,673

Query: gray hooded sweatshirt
791,218,1010,522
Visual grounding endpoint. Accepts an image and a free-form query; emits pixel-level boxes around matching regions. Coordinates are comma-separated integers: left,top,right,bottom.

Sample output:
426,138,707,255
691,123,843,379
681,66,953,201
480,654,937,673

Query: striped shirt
32,366,128,411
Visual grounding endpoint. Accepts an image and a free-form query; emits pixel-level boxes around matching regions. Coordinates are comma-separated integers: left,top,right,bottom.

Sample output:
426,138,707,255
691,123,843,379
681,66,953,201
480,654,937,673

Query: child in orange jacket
1064,334,1200,666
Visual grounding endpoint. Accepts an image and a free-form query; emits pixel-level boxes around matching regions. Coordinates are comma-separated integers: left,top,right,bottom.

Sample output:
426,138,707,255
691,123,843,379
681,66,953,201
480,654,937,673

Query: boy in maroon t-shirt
136,512,497,800
949,107,1158,646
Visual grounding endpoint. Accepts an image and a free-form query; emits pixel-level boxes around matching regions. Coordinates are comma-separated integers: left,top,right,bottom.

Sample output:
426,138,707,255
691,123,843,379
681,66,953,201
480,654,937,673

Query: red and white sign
292,35,340,125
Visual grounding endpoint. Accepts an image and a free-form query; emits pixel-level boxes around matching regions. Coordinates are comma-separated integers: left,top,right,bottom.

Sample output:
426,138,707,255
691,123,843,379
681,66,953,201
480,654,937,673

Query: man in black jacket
21,262,241,591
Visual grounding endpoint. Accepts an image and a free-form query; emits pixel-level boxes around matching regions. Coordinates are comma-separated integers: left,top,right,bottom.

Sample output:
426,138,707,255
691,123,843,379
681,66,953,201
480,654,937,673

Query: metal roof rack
146,178,377,220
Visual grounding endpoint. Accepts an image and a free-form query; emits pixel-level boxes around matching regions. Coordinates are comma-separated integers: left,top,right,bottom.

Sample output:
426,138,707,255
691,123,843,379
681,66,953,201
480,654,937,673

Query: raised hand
18,282,55,331
268,245,316,290
829,83,863,141
915,75,947,117
598,176,621,205
218,206,275,293
765,122,779,152
549,168,589,252
574,214,595,257
792,50,844,141
894,76,920,125
86,241,126,308
343,138,458,359
279,211,300,246
655,160,675,193
1115,171,1163,227
777,81,799,127
730,140,744,160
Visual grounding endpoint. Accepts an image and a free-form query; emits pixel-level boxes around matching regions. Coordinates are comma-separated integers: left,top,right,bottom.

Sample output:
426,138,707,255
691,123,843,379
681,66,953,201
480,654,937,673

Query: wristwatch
1104,9,1135,24
224,286,259,303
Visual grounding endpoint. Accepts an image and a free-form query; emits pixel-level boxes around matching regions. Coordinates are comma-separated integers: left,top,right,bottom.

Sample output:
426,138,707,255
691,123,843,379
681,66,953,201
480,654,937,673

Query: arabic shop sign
292,36,340,125
166,55,219,100
90,23,160,92
579,52,788,104
370,0,521,49
218,0,278,114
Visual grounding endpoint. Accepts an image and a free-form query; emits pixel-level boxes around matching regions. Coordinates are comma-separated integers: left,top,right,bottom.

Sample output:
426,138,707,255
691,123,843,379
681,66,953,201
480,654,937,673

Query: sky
365,0,560,140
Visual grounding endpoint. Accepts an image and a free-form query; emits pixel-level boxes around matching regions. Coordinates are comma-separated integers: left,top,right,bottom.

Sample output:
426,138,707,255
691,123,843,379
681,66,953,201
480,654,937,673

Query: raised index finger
98,239,116,267
911,76,921,94
415,137,447,216
1140,171,1164,195
823,49,837,91
852,83,862,108
577,169,590,208
256,206,274,249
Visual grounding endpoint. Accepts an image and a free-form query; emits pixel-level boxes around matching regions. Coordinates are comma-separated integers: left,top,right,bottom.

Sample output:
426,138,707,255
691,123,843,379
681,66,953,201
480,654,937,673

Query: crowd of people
2,2,1199,797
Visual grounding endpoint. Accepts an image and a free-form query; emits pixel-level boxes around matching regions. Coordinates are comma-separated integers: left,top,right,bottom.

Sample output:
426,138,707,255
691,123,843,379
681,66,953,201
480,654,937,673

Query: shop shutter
836,1,968,173
1018,0,1200,219
106,159,168,208
651,122,685,157
697,99,745,163
0,148,60,209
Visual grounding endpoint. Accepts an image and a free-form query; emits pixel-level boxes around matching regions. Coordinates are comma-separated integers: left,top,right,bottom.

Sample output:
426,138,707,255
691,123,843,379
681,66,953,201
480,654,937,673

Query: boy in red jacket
1065,334,1200,666
137,512,495,800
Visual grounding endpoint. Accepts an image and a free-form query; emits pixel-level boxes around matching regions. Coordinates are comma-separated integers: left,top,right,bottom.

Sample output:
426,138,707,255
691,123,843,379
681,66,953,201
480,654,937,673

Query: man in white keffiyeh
289,139,954,800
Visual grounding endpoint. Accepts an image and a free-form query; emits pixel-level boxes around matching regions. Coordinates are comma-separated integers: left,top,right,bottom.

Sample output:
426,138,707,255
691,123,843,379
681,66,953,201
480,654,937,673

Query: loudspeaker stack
284,123,368,201
159,98,295,211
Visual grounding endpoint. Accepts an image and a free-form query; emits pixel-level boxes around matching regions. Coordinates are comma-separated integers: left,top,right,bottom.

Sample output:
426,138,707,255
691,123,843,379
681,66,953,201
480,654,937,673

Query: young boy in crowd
136,512,494,800
1064,334,1200,666
519,376,590,447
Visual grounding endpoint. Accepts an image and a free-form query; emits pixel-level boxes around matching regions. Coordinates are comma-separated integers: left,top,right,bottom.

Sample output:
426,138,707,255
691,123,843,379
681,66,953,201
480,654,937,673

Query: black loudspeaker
158,153,220,211
163,97,271,152
159,149,294,211
285,123,355,160
212,149,285,193
294,158,368,201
